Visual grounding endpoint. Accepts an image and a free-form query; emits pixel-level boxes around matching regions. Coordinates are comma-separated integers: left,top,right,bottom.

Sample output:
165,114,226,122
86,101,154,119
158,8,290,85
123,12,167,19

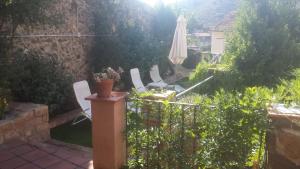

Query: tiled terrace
0,140,93,169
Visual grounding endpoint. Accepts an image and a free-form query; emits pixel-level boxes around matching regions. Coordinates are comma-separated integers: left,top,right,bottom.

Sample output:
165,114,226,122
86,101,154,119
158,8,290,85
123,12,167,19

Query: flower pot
96,79,114,98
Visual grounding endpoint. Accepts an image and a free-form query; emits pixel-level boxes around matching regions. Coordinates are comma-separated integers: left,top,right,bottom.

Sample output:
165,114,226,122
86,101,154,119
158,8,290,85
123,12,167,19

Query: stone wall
3,0,95,80
0,103,49,144
1,0,154,81
268,109,300,169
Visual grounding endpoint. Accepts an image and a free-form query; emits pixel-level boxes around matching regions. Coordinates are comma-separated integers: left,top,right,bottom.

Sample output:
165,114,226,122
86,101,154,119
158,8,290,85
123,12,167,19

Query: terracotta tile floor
0,140,93,169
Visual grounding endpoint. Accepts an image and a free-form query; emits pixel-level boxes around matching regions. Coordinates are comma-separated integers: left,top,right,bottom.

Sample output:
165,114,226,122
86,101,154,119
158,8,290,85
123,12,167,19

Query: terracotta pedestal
86,92,127,169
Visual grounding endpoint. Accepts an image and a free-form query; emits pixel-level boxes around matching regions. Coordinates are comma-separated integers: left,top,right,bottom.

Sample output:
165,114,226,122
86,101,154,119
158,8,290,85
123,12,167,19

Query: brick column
86,92,127,169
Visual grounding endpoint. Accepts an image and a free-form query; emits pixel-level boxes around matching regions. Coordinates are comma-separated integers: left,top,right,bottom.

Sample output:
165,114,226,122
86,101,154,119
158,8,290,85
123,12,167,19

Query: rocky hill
179,0,239,32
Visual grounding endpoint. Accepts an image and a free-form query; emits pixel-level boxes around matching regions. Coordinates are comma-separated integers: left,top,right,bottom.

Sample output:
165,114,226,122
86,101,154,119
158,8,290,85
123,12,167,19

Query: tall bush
7,50,74,116
0,0,58,103
275,68,300,105
189,61,244,95
227,0,300,86
0,87,10,119
90,1,176,89
203,87,272,168
127,86,273,169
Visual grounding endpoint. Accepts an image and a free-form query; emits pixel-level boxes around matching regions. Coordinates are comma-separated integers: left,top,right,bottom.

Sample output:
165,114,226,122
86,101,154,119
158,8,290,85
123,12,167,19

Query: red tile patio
0,140,93,169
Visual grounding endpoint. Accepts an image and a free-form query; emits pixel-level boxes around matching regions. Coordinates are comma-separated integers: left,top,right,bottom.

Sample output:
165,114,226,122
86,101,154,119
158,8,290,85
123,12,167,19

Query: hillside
179,0,239,32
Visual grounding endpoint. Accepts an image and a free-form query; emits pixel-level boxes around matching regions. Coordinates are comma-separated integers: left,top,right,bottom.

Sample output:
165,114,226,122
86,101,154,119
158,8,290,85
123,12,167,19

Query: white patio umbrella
168,15,187,65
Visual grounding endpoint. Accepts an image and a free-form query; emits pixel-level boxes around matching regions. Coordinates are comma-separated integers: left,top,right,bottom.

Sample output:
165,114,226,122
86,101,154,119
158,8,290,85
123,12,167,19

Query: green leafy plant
206,87,272,168
190,61,244,95
0,0,56,32
126,86,273,169
227,0,300,87
0,88,10,119
90,1,176,89
275,69,300,106
7,50,74,116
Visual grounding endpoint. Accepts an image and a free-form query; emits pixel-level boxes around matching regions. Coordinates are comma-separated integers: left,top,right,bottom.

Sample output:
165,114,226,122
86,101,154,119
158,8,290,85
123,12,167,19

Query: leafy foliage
126,86,273,169
275,69,300,105
0,0,58,110
227,0,300,86
90,1,176,89
0,87,10,119
191,0,300,94
189,61,244,95
7,50,74,116
0,0,55,31
204,87,271,168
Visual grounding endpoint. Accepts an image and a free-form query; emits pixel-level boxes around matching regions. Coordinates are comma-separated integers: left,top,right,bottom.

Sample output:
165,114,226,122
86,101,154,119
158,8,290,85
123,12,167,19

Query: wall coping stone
0,102,50,144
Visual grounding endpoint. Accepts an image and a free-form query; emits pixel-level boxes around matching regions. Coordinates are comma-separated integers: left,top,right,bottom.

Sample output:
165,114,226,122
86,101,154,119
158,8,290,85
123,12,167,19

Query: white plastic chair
148,65,168,88
148,65,185,93
130,68,147,93
72,80,92,125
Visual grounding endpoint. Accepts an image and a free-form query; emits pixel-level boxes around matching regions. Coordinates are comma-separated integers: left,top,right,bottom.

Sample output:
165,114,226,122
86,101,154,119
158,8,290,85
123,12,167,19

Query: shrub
189,61,244,95
90,25,162,89
127,71,300,168
7,50,74,116
227,0,300,87
275,69,300,105
90,2,176,89
0,88,10,120
182,49,201,69
127,86,273,169
202,87,272,168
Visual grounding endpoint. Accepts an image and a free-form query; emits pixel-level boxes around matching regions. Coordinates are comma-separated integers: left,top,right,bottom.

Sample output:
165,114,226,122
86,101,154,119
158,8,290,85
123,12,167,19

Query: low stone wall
0,103,50,144
268,109,300,169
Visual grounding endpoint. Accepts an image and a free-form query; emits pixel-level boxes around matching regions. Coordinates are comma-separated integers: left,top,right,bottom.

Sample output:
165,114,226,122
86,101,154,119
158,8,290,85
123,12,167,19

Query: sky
140,0,180,7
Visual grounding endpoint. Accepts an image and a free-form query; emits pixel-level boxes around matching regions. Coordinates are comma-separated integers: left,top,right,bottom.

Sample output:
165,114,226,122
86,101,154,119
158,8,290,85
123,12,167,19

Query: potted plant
93,67,123,97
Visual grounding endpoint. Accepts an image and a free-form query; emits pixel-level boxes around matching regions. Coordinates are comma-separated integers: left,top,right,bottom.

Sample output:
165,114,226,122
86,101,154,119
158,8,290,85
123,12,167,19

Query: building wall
211,31,225,54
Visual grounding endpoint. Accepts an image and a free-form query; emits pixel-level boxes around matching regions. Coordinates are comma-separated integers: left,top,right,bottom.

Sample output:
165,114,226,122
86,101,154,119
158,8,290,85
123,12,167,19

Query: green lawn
50,120,92,147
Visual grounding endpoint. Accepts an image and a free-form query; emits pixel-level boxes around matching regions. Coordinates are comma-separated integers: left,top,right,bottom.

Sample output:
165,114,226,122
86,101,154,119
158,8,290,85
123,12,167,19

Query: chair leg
71,115,89,125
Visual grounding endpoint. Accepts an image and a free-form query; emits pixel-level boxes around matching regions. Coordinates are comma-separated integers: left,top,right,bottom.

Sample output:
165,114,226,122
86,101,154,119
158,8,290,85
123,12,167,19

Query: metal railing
176,76,213,98
125,99,205,169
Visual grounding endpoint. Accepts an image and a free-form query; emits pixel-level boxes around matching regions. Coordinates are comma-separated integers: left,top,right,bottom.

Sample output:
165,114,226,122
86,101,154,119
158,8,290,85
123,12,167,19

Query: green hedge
127,86,274,168
90,2,176,89
227,0,300,87
7,50,74,116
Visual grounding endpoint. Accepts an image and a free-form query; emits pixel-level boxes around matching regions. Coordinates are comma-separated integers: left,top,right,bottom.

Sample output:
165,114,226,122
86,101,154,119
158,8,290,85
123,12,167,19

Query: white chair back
130,68,147,92
73,80,92,118
150,65,164,83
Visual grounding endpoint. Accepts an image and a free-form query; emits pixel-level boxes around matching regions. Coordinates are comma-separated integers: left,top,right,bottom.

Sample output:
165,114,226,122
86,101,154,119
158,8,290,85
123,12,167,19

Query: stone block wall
0,103,50,144
268,110,300,169
0,0,154,81
2,0,95,80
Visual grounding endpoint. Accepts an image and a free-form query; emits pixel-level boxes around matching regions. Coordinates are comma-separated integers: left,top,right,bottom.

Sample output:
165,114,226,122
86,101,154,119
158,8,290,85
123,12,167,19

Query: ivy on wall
0,0,56,31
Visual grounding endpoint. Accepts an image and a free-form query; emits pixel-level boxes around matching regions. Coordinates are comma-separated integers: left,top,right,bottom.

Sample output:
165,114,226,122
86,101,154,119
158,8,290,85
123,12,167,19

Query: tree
89,1,176,88
0,0,54,32
151,5,177,75
227,0,300,86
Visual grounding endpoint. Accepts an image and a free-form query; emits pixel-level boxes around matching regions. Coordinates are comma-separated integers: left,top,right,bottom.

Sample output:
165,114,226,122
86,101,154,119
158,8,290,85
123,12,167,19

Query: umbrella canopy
168,15,187,65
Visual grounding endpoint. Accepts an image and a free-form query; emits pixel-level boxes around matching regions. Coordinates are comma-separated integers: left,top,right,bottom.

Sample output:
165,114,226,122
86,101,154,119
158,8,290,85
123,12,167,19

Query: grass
50,120,92,147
